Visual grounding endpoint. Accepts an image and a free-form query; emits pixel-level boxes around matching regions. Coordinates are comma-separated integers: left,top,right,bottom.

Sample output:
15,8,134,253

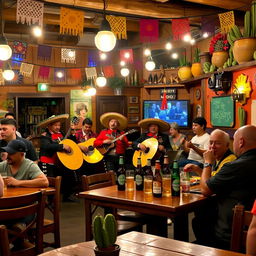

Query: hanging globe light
96,75,107,87
3,69,15,81
120,67,130,77
145,57,156,71
32,25,42,37
0,35,12,61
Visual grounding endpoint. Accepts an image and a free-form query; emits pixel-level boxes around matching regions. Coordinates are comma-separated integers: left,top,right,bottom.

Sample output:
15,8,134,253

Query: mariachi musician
94,112,129,173
132,118,171,165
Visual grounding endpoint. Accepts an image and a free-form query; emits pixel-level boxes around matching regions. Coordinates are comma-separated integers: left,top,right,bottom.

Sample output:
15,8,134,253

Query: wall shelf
144,84,185,89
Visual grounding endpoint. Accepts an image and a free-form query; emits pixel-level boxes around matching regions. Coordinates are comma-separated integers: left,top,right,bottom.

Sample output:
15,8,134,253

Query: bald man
197,125,256,250
185,129,236,176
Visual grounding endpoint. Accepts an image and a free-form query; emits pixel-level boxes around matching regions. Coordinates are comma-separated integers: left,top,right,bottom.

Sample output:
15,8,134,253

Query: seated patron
247,200,256,256
198,125,256,250
133,118,170,165
4,112,22,137
0,140,48,188
168,122,186,151
179,117,209,169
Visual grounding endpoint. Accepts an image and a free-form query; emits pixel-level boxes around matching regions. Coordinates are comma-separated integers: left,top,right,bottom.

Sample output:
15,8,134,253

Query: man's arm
6,174,49,188
247,214,256,255
186,140,207,157
0,175,4,197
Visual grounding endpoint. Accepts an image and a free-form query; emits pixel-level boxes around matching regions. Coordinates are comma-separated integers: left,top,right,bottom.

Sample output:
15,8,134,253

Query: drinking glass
162,174,171,197
143,175,153,194
180,169,190,193
126,170,134,191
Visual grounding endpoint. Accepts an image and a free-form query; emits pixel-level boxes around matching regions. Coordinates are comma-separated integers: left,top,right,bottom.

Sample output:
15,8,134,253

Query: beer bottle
153,160,162,197
171,160,180,196
135,157,144,191
117,156,126,191
144,158,153,176
162,155,170,175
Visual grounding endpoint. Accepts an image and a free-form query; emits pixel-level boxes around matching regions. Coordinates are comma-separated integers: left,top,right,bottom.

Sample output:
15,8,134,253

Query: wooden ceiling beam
44,0,224,19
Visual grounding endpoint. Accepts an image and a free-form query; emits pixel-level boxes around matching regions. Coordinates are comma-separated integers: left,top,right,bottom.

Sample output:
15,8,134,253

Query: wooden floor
44,198,196,251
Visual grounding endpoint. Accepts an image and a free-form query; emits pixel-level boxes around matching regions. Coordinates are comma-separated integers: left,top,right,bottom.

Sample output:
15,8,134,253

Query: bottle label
153,181,161,194
172,179,180,192
118,174,125,185
135,175,143,185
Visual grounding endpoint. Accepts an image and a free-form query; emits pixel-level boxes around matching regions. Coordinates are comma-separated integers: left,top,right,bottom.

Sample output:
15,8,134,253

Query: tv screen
143,100,190,127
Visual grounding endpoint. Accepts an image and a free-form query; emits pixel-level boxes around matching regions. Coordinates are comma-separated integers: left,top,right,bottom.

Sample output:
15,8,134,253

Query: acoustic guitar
78,138,104,164
97,129,137,155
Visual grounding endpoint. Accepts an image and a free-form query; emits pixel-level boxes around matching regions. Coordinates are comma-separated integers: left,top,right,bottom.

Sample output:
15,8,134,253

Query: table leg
84,200,92,241
146,216,168,237
173,214,189,241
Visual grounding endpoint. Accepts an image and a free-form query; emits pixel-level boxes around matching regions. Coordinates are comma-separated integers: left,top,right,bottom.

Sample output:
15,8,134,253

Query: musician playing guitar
94,112,129,173
132,118,171,165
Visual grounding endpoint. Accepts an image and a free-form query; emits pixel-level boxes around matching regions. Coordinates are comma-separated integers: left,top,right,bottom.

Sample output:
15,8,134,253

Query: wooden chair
230,204,253,252
81,172,143,234
30,176,62,249
0,190,46,256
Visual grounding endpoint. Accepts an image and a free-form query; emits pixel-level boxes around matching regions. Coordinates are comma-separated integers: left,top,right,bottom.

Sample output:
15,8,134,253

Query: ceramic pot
191,63,203,77
211,51,228,68
94,245,121,256
199,52,211,66
178,66,192,81
233,38,256,64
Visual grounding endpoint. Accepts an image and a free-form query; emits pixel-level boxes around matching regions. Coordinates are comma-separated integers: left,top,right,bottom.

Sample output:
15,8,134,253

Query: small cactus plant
93,214,118,250
193,48,200,63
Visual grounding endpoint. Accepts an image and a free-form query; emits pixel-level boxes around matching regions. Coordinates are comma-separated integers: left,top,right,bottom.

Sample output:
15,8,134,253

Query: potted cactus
191,48,203,77
227,1,256,64
93,213,120,256
177,54,192,81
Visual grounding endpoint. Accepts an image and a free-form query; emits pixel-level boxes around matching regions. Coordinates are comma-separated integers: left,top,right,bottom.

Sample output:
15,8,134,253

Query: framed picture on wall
128,116,139,123
129,96,139,104
128,106,139,114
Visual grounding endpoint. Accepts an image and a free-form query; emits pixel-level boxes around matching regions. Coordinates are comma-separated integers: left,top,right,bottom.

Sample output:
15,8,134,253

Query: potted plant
191,48,203,77
177,54,192,81
108,77,126,95
227,1,256,64
93,213,120,256
209,33,229,68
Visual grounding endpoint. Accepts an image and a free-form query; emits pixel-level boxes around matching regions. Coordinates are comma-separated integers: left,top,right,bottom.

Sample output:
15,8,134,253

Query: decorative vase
191,63,203,77
113,88,123,95
233,38,256,64
211,51,229,68
94,245,121,256
178,66,192,81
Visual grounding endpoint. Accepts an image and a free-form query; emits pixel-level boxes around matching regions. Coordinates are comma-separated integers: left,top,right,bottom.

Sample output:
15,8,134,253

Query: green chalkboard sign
210,96,234,127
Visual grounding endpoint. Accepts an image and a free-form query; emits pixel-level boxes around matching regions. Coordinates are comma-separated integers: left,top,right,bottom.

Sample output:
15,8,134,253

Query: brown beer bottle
135,157,144,191
162,155,170,175
153,160,162,197
117,156,126,191
143,158,153,176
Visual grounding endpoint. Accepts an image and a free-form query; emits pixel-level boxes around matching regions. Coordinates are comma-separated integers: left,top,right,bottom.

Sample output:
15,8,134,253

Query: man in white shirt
179,117,210,169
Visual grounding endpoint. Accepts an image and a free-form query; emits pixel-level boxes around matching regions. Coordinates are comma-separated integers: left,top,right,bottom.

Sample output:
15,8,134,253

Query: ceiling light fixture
145,56,156,71
32,25,42,37
94,0,116,52
165,42,173,50
96,70,107,87
144,48,151,56
120,67,130,77
0,0,12,61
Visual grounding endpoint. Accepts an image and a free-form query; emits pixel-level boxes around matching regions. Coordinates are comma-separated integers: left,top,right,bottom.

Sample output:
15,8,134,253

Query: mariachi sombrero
37,114,69,128
138,118,170,132
100,112,128,130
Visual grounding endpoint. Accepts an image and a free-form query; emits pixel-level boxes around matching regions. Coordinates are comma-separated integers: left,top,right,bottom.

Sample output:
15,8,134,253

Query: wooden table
79,185,208,241
1,186,55,198
39,231,245,256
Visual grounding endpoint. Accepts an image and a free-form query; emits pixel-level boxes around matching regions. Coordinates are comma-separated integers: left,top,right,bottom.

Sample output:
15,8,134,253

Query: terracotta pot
94,245,120,256
191,63,203,77
211,51,229,68
178,66,192,81
233,38,256,64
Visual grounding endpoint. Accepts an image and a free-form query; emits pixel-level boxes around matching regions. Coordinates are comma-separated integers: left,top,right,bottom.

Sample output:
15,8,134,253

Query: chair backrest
81,171,116,191
230,204,253,252
0,225,10,256
0,190,46,255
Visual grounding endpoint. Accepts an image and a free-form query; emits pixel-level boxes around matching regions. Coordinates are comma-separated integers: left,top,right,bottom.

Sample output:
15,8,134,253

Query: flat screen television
143,100,190,127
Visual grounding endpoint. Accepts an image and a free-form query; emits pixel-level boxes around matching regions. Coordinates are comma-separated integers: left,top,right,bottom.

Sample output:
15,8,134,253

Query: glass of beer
180,169,190,193
126,170,134,191
144,175,153,194
162,174,171,197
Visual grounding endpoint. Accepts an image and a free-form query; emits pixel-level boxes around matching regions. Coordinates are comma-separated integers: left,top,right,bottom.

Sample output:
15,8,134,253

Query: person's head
0,118,17,141
82,118,93,133
75,103,88,118
108,119,119,130
148,124,159,134
47,121,61,134
4,113,15,119
151,103,156,110
209,129,230,160
1,140,27,165
233,125,256,156
169,122,180,137
192,117,207,135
